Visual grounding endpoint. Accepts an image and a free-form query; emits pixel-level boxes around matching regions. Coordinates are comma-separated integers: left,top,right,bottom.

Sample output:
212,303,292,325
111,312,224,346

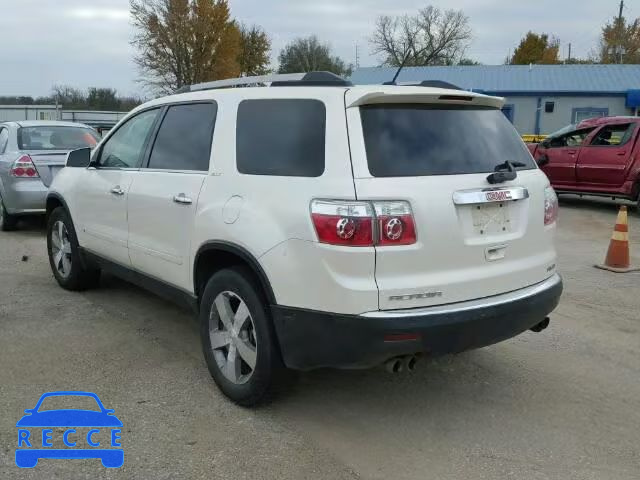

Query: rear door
345,92,557,310
127,102,215,291
576,123,638,187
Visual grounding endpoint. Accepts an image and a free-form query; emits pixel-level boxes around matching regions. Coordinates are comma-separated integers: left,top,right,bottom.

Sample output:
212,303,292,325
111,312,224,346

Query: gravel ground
0,196,639,479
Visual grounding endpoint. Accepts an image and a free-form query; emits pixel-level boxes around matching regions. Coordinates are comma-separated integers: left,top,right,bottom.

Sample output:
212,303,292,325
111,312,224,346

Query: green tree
510,32,560,65
370,5,472,67
87,88,120,110
458,58,481,65
238,24,271,76
130,0,241,93
599,14,640,63
278,36,351,76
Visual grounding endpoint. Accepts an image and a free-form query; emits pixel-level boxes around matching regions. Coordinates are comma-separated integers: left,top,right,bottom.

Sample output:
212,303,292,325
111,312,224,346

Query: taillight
373,201,416,246
544,186,558,225
10,155,39,178
310,200,374,246
310,199,416,247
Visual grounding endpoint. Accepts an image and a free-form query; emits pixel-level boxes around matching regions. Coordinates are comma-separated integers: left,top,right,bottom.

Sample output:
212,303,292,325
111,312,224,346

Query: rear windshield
360,105,536,177
18,126,100,151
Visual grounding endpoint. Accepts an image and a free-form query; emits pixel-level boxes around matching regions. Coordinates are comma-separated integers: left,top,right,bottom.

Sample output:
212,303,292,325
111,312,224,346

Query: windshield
18,126,100,151
360,105,536,177
546,124,577,140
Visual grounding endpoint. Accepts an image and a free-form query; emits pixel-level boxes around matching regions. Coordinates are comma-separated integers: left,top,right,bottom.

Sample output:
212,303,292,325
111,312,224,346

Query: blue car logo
16,391,123,468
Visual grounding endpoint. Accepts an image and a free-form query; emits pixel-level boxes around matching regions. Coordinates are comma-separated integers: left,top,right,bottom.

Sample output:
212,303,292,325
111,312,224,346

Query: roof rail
176,71,352,93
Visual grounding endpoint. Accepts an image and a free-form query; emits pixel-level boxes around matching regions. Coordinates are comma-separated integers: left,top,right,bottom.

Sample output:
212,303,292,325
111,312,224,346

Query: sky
0,0,635,98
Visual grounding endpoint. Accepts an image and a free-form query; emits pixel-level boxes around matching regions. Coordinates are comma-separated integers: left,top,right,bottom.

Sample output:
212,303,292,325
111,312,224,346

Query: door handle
173,193,193,205
566,150,577,154
616,151,627,156
110,186,125,196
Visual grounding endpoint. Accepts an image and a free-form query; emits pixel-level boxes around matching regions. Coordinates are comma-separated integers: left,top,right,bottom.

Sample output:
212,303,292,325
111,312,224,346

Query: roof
131,84,502,118
350,65,640,94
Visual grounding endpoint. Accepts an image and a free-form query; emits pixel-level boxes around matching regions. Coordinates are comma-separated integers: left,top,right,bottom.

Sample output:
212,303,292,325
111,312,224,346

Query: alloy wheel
209,291,258,385
50,220,72,278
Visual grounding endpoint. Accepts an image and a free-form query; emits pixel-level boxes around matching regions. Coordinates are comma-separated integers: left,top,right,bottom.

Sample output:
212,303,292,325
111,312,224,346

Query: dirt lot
1,197,639,479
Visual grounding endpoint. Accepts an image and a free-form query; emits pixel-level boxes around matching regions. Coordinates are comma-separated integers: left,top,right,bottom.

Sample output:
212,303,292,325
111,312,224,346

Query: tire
47,207,100,291
0,195,18,231
200,267,286,406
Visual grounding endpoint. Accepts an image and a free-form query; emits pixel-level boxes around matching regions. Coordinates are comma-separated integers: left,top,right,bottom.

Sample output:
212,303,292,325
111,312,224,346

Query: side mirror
66,147,92,168
536,154,550,167
23,409,33,414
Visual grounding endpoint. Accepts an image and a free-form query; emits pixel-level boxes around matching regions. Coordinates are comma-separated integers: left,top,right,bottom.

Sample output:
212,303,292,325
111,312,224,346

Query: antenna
384,43,415,85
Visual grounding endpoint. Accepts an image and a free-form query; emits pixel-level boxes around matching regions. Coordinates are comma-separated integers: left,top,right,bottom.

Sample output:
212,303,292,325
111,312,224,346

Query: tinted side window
0,128,8,154
99,109,159,168
147,103,216,171
236,99,325,177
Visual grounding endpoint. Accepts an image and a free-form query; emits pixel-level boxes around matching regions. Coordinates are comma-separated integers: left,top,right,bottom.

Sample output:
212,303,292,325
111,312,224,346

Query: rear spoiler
346,88,504,109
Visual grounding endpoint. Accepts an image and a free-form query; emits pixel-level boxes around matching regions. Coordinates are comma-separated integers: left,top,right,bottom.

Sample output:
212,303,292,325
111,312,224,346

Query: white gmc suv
46,72,563,406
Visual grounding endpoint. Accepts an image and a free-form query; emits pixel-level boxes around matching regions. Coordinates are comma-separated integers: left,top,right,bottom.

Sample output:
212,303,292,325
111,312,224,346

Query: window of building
545,102,555,113
236,99,326,177
572,107,608,124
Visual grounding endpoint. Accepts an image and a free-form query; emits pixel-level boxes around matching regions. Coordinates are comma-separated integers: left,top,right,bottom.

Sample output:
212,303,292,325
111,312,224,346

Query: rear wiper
486,160,525,184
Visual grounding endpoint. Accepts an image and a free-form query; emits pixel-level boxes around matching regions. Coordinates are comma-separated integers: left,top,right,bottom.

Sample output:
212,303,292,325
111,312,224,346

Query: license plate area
471,202,511,235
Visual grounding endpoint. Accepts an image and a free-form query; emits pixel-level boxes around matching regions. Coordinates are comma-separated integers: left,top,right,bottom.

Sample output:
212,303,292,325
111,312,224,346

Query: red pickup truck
528,116,640,209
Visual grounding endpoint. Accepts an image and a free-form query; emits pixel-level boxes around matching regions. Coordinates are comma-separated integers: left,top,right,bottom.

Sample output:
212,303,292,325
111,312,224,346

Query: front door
538,128,594,188
127,102,216,291
74,108,161,266
576,123,637,187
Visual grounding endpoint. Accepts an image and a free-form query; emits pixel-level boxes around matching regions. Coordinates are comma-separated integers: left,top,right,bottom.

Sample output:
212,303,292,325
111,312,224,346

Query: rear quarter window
360,105,536,177
236,99,326,177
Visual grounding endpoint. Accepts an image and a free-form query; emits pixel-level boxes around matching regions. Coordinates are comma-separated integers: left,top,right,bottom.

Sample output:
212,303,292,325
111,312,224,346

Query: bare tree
370,6,472,67
278,36,351,76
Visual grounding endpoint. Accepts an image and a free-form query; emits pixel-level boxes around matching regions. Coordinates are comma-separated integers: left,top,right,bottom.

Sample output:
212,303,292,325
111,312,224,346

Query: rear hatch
345,87,557,310
26,151,68,187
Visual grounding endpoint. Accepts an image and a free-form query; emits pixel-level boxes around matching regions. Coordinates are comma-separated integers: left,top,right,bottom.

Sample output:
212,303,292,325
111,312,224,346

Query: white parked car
46,72,562,406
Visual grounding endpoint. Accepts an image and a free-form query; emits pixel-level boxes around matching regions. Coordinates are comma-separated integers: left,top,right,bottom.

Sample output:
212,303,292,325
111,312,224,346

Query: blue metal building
350,65,640,135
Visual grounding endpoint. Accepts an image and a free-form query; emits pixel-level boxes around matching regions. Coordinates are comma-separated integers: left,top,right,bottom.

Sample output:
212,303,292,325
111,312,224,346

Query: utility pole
618,0,625,63
355,44,360,69
568,43,572,63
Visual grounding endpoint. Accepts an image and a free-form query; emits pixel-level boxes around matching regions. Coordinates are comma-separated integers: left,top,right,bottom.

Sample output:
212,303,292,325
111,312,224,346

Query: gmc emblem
485,190,512,202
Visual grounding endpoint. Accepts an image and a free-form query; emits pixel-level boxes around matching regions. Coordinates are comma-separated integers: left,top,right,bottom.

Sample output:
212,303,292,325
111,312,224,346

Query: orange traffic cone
595,206,639,273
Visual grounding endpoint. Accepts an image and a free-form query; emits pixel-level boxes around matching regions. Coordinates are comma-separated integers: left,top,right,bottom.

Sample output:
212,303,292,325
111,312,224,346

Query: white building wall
501,95,635,135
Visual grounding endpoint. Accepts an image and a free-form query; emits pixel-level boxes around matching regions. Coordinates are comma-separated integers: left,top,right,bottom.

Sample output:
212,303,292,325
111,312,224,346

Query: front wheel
47,207,100,290
200,267,286,406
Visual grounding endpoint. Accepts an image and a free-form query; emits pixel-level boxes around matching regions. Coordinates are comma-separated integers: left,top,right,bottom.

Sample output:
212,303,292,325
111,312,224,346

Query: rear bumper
0,177,47,214
272,274,563,370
